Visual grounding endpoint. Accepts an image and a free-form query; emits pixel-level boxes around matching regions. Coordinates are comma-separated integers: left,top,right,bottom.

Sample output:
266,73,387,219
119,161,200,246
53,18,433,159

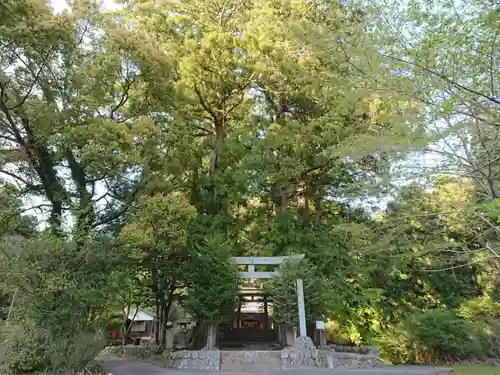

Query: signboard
315,320,325,330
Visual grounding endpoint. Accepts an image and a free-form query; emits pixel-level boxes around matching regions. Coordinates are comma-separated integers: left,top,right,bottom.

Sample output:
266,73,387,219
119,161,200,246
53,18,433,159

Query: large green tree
362,0,499,199
7,0,496,369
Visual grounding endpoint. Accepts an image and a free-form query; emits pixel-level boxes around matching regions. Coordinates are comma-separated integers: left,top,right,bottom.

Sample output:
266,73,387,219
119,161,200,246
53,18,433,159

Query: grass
450,364,500,375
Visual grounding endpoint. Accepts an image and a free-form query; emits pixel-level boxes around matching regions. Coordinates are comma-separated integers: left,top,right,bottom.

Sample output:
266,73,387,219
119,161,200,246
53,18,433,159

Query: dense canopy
0,0,498,373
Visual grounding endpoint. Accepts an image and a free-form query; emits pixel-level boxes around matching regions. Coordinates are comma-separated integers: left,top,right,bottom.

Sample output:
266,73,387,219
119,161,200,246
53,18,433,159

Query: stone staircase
219,350,281,372
221,328,277,343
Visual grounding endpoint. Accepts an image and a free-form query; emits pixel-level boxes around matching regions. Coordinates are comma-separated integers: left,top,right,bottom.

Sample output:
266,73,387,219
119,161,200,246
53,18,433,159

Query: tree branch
382,53,500,105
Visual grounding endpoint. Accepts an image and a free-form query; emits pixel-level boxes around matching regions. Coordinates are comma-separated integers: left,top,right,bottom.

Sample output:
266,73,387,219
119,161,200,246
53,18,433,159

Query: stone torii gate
231,254,307,338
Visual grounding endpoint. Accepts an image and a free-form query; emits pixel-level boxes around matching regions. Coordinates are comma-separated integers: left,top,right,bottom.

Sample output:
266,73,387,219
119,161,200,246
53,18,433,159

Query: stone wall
100,345,151,361
327,344,379,355
100,345,379,371
163,349,220,371
280,348,379,369
220,350,281,372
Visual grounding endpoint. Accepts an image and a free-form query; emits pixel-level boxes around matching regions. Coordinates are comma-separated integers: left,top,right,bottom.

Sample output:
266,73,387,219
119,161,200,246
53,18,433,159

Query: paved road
100,359,450,375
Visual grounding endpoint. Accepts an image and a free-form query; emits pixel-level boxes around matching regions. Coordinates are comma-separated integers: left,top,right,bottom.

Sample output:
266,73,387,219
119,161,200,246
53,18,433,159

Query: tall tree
362,0,499,200
0,0,156,238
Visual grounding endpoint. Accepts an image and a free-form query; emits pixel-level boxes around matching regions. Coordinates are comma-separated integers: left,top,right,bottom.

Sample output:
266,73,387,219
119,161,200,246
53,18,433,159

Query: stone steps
219,350,281,372
221,328,277,343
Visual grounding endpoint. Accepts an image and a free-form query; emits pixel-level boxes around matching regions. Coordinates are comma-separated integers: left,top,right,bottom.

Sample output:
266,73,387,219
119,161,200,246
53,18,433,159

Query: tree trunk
157,284,175,353
273,187,288,216
297,185,309,221
190,320,209,350
66,150,94,243
157,294,167,351
314,195,322,226
155,300,160,345
121,322,127,346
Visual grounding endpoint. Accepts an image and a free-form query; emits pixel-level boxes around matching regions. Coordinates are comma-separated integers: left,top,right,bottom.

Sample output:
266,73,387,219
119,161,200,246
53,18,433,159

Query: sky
50,0,120,13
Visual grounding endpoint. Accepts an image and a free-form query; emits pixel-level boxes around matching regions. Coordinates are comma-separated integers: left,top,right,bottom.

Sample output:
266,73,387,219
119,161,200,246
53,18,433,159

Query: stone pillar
319,329,327,348
296,279,307,337
285,326,295,346
206,322,218,349
165,331,174,350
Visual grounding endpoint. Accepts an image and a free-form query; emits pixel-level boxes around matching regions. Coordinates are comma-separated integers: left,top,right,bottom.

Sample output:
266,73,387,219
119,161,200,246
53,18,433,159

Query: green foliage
0,0,497,368
379,309,486,364
362,178,490,333
185,235,240,324
269,259,327,327
459,297,500,358
459,297,500,321
1,322,106,375
0,324,50,374
0,235,122,373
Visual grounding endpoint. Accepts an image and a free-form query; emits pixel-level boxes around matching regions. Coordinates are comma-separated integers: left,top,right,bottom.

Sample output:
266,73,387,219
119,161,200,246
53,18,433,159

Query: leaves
0,0,498,370
185,236,240,324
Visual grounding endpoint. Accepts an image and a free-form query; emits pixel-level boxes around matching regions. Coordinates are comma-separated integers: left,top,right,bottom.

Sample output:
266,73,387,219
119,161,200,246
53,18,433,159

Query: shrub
0,323,106,374
459,297,500,358
185,236,240,324
377,324,414,364
0,323,51,374
407,309,485,362
268,258,327,327
459,296,500,321
379,309,486,364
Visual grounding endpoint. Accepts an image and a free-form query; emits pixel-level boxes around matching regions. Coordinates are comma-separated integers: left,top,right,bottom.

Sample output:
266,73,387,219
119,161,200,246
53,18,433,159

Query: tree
269,259,327,329
360,177,497,330
0,0,155,237
0,235,124,374
362,0,499,200
5,0,491,367
184,235,240,349
120,193,196,351
113,272,151,346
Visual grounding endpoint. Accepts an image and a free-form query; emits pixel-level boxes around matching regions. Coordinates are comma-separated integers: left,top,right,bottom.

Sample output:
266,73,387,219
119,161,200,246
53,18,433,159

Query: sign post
315,319,326,348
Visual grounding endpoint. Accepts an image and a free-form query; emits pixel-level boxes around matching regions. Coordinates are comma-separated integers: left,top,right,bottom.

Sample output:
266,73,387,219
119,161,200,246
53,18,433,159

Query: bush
459,297,500,358
185,235,240,324
379,309,486,364
377,324,414,364
0,235,122,374
0,323,106,374
459,297,500,321
0,324,51,374
407,309,485,361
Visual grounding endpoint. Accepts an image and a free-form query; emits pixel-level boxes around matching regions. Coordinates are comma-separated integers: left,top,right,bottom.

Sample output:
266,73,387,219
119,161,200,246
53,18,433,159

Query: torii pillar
296,279,307,337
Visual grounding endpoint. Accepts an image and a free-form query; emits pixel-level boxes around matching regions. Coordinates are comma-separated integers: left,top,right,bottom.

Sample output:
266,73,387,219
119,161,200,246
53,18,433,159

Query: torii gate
231,254,307,338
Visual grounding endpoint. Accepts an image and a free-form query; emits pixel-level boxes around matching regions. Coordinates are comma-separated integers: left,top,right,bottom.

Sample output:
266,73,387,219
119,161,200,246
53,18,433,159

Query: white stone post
285,326,296,346
296,279,307,337
206,322,218,349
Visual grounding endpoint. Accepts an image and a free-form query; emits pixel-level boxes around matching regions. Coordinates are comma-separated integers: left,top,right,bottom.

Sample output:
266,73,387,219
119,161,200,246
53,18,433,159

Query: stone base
164,349,220,370
220,351,281,372
292,336,316,349
100,344,380,371
281,348,379,370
